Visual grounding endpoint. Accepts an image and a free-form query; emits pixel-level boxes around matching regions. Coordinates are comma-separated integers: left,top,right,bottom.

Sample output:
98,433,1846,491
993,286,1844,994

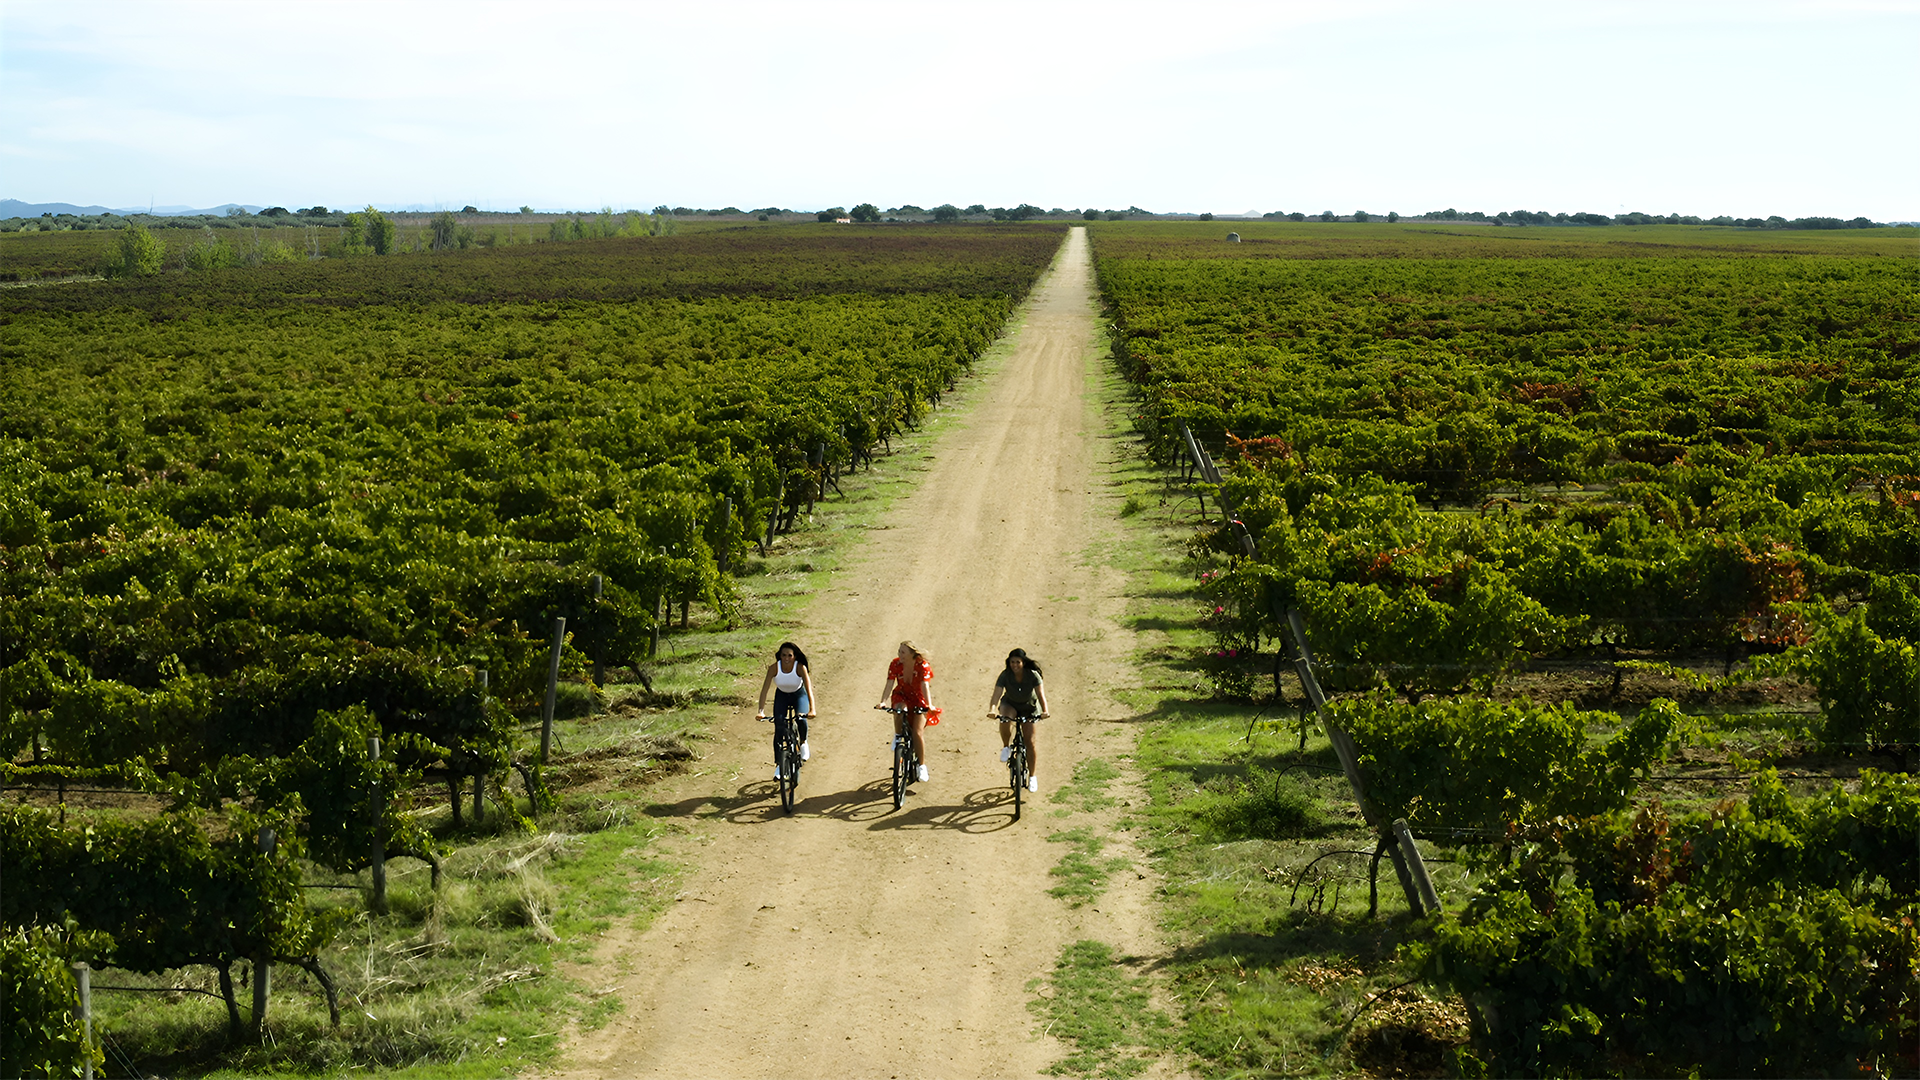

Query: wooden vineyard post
812,441,828,505
1393,818,1442,915
718,499,732,574
541,617,565,764
73,962,93,1080
590,573,605,686
369,735,386,915
764,473,783,550
1285,608,1426,917
253,827,275,1039
650,591,662,658
1178,420,1208,518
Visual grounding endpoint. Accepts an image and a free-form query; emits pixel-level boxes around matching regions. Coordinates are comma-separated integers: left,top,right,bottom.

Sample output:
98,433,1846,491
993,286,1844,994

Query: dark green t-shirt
996,668,1042,710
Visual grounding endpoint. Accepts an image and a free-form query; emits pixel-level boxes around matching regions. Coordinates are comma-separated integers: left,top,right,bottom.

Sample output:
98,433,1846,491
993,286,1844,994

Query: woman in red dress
874,640,936,782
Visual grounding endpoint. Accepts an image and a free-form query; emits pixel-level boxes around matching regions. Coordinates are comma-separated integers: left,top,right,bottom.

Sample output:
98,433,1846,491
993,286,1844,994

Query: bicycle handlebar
874,704,929,714
989,711,1049,720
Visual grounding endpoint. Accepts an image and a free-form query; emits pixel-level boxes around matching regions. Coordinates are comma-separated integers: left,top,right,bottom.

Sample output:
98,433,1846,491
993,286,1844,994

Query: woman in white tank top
756,642,816,779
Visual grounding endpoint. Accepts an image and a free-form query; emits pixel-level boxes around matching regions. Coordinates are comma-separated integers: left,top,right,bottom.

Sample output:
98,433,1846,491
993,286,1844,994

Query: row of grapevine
1105,221,1916,1075
1096,222,1919,746
1,224,1067,1063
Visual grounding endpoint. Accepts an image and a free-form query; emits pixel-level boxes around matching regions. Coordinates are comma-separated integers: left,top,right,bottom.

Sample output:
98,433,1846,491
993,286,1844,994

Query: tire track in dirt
554,227,1169,1078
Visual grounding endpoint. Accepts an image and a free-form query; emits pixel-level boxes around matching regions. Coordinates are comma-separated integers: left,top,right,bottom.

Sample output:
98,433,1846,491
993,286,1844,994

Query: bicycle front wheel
779,739,798,814
891,737,908,810
1011,748,1026,820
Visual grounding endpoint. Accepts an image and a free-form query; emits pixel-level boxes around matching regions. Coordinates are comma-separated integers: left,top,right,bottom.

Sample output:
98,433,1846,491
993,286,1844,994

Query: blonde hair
900,640,929,664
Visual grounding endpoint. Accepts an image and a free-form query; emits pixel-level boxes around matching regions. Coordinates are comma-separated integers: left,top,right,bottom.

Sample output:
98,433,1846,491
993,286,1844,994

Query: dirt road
557,227,1164,1078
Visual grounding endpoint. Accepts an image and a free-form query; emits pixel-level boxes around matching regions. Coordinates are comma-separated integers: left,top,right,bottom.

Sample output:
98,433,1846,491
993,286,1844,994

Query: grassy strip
1026,345,1477,1079
1029,940,1175,1080
77,256,1058,1079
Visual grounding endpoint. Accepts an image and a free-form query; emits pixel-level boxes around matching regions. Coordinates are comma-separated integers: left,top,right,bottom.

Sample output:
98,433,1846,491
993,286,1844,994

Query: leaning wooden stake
1285,608,1427,917
1393,818,1442,915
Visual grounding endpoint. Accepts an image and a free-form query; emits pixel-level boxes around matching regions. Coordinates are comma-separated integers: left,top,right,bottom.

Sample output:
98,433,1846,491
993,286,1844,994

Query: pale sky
2,0,1915,219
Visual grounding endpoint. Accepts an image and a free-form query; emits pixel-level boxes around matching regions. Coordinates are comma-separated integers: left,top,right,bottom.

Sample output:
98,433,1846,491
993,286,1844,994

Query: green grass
1046,828,1132,907
1050,755,1122,814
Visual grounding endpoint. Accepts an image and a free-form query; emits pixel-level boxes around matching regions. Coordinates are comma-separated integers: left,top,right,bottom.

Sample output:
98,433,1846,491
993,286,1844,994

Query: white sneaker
773,767,783,780
1027,775,1039,792
998,747,1012,763
916,764,929,783
800,741,811,761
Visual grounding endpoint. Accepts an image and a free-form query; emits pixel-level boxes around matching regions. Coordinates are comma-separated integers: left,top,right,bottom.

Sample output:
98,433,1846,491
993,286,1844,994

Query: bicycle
757,706,805,814
994,710,1047,821
876,705,926,810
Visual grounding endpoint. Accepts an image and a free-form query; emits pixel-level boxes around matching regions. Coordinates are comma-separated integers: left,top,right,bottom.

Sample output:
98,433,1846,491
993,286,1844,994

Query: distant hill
1,199,262,218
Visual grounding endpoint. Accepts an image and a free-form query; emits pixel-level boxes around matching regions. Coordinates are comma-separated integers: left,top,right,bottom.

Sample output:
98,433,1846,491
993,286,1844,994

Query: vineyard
0,222,1065,1073
1093,220,1919,1077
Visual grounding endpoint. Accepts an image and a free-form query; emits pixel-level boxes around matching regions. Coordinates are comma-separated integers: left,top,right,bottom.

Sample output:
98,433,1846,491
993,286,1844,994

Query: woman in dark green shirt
987,647,1050,792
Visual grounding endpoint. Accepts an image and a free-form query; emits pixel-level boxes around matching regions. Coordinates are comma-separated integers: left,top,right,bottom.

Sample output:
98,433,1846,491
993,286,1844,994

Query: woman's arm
1034,677,1050,716
987,681,1004,713
876,675,897,708
800,664,817,716
757,664,776,715
921,666,935,712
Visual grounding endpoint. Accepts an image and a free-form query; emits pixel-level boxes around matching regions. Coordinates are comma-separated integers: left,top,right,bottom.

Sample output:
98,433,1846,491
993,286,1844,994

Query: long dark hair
776,641,810,668
1005,648,1041,678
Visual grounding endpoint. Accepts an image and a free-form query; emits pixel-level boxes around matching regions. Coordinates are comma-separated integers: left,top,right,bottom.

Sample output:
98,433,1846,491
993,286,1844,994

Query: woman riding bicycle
987,647,1049,792
756,642,816,780
875,640,935,782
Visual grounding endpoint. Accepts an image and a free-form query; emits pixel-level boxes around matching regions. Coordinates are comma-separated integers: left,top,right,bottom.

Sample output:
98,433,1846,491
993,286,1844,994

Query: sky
2,0,1915,220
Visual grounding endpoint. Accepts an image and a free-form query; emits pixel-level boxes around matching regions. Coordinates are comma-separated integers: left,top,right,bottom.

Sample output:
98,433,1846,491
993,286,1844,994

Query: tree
816,207,846,222
260,206,290,218
849,203,882,223
1198,212,1214,221
1288,212,1305,222
105,223,165,277
1320,210,1337,222
363,206,395,254
430,211,458,251
1387,211,1400,223
1083,208,1099,221
933,204,960,223
965,204,986,215
519,205,534,215
299,206,330,217
1353,210,1370,222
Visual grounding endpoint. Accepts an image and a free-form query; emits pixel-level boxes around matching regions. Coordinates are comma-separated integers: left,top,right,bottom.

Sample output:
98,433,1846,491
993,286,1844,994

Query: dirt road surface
556,227,1169,1078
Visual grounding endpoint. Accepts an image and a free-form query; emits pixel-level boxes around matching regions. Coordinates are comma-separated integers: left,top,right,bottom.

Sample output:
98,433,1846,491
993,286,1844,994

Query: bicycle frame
759,708,803,814
878,705,926,810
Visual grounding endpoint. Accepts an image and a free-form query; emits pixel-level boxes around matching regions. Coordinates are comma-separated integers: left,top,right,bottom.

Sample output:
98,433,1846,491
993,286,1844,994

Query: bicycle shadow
860,786,1024,834
646,771,1029,833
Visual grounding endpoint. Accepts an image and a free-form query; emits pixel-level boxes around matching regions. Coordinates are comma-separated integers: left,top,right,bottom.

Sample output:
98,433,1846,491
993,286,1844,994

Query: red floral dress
887,656,933,709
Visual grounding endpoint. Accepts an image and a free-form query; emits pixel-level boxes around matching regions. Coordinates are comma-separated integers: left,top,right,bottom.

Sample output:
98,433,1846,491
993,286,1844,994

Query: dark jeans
773,689,810,751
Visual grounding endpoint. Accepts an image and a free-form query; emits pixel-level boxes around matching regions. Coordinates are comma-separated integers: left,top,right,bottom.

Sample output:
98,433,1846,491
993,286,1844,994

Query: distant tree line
1258,207,1893,229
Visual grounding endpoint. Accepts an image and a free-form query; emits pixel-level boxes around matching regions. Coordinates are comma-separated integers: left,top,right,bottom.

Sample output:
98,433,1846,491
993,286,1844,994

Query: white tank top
773,659,804,693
